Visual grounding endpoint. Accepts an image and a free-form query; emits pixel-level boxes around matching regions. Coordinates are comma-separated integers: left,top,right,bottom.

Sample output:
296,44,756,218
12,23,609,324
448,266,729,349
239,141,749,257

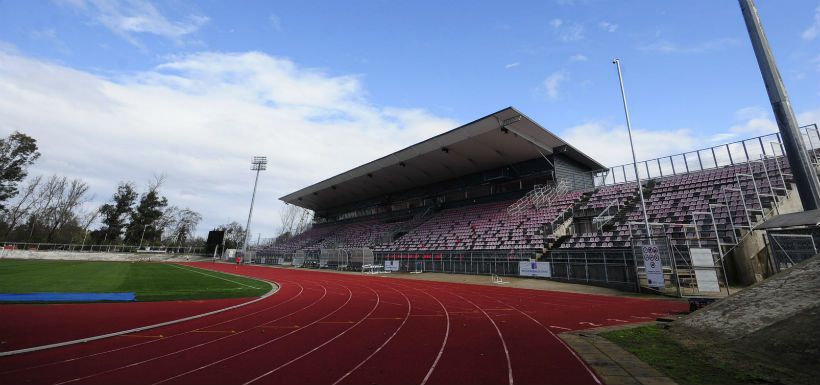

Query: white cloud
557,106,820,168
569,53,588,62
560,122,698,167
802,5,820,40
0,49,456,237
550,18,584,42
543,71,567,100
504,62,520,69
641,38,737,54
269,14,282,31
598,21,618,33
60,0,208,46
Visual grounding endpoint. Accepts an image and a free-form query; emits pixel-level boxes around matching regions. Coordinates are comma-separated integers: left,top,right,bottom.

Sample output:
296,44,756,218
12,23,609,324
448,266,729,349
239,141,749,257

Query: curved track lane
0,263,687,385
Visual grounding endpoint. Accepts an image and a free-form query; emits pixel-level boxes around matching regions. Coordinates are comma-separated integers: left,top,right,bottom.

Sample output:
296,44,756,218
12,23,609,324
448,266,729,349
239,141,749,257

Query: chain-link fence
631,236,729,297
373,250,537,276
767,233,817,273
1,242,204,254
544,248,636,291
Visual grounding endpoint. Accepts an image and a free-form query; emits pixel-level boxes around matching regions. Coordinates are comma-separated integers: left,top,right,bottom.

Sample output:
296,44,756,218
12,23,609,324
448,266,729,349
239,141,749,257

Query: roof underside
280,107,603,211
757,209,820,230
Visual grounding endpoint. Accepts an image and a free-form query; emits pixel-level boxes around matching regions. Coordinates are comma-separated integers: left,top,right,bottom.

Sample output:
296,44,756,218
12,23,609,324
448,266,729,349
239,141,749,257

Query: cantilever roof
280,107,604,211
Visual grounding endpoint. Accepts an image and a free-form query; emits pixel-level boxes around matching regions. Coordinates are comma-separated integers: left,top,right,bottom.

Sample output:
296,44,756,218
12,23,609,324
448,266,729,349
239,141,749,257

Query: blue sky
0,0,818,237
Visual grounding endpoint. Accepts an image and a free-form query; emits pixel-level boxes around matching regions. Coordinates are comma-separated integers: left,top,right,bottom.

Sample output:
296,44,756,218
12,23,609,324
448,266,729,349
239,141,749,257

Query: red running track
0,263,688,385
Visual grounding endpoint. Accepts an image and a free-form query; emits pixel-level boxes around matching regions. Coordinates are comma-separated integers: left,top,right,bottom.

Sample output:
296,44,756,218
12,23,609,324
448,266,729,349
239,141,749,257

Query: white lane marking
549,326,572,331
1,278,298,375
447,287,603,385
0,268,278,358
578,322,603,327
418,289,451,385
447,292,514,385
55,282,332,385
168,264,263,289
332,285,412,385
630,316,652,320
150,283,352,385
243,285,381,385
606,319,629,323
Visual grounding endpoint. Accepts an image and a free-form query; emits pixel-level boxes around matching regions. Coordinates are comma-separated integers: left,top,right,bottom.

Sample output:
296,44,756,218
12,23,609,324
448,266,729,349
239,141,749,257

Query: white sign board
690,248,720,293
277,257,285,265
384,260,400,272
642,245,665,288
519,261,551,278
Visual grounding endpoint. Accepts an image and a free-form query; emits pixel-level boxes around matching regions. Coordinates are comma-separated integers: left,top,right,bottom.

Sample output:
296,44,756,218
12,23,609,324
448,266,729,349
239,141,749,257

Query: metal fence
630,236,729,298
373,250,537,276
767,233,818,274
545,248,636,291
590,126,818,186
0,241,204,254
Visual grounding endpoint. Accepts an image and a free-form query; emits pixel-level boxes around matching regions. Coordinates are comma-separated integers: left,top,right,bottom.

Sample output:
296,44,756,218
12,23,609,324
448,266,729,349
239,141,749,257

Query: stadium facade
267,107,818,295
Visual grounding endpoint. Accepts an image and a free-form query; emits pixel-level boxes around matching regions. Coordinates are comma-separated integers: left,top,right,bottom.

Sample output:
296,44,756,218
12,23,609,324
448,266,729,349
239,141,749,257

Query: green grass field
0,259,271,302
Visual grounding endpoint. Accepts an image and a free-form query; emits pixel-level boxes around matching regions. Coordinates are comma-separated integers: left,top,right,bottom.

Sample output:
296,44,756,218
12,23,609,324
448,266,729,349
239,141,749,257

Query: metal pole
139,224,148,249
613,59,652,237
242,157,267,257
739,0,820,210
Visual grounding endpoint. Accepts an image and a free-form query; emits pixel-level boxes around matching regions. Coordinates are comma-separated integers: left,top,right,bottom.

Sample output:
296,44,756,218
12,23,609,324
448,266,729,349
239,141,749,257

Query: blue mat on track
0,292,136,302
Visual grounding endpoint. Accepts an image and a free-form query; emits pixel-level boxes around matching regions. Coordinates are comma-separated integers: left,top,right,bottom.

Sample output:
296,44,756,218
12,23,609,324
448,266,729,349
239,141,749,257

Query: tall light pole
242,156,267,259
613,59,652,238
138,224,150,249
739,0,820,210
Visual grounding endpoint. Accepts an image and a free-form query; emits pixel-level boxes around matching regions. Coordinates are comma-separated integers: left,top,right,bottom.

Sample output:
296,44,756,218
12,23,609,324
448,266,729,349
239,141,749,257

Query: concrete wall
554,154,594,191
0,249,207,262
731,183,804,285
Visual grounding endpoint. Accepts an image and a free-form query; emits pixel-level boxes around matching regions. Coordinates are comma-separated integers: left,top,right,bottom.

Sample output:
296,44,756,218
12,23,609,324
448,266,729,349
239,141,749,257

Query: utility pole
739,0,820,210
613,59,652,237
242,156,267,260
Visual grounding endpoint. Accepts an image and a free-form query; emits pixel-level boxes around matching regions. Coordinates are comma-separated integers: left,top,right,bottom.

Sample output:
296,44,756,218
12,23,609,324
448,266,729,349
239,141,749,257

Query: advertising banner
518,261,551,278
384,260,400,272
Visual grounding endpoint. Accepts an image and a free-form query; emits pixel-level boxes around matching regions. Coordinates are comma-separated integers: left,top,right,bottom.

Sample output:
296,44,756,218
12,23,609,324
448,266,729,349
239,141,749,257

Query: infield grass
0,259,270,302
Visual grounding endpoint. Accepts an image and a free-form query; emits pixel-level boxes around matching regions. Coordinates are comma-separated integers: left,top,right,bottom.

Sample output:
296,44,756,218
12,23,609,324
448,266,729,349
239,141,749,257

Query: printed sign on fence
690,248,720,292
642,245,665,288
384,260,400,272
518,261,551,278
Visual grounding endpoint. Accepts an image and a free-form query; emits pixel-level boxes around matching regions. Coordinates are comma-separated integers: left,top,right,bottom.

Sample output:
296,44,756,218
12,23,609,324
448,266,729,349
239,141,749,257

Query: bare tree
169,208,202,246
42,177,90,242
2,175,42,238
278,205,313,239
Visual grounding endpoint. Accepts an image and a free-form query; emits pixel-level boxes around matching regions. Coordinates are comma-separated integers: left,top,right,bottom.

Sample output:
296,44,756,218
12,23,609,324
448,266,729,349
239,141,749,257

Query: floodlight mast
242,156,267,259
613,59,652,238
739,0,820,210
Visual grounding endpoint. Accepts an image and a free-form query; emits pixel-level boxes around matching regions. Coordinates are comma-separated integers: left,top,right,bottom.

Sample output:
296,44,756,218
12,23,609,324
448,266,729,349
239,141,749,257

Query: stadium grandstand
261,106,819,295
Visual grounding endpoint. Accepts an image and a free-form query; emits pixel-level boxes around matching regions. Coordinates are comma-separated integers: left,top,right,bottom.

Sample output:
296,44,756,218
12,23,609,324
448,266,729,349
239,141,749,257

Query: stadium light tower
242,156,267,258
739,0,820,210
613,59,652,238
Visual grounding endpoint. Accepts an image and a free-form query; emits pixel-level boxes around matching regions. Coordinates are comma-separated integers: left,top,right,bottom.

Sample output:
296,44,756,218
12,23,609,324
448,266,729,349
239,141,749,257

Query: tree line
0,131,205,247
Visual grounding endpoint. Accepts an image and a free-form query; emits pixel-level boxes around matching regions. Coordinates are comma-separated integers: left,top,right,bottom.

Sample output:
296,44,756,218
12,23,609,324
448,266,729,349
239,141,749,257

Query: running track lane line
453,285,603,385
0,271,279,358
149,282,355,385
445,289,514,385
402,284,451,385
167,263,265,289
53,282,332,385
243,284,382,385
0,280,303,376
331,284,410,385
